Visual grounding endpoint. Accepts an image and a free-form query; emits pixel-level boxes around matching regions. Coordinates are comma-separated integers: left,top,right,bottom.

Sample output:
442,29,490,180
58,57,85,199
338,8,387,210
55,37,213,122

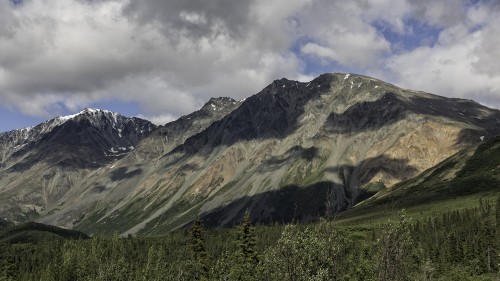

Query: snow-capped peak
57,108,114,122
1,108,120,139
57,112,80,122
1,107,155,158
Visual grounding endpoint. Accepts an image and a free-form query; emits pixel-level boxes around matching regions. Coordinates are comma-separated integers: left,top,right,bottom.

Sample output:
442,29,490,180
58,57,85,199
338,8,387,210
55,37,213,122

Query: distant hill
339,135,500,225
0,221,89,244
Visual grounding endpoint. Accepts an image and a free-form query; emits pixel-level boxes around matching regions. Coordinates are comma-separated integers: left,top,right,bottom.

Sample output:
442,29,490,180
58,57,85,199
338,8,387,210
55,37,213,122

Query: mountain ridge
0,108,156,222
1,73,499,235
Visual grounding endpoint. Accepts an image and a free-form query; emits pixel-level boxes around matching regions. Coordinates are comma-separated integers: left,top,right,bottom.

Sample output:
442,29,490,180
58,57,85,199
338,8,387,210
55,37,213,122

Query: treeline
1,197,499,280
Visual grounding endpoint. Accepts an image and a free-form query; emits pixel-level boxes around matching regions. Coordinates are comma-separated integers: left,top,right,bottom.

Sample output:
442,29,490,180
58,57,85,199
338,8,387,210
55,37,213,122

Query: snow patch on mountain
0,108,155,165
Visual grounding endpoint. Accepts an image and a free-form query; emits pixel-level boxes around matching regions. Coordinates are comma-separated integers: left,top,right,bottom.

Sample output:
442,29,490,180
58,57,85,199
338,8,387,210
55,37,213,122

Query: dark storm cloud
121,0,257,39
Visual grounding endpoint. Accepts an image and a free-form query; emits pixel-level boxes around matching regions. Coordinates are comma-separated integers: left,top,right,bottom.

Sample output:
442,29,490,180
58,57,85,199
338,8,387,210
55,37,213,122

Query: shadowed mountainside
68,73,500,235
1,73,500,235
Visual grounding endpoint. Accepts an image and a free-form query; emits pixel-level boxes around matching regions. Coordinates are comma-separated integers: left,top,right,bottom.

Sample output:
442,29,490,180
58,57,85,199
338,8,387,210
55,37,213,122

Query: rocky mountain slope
122,97,242,165
339,134,500,225
0,109,155,222
1,73,499,235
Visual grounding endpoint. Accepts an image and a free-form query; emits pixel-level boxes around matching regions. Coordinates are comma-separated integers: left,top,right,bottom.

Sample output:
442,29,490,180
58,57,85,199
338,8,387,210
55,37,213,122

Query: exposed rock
1,73,499,234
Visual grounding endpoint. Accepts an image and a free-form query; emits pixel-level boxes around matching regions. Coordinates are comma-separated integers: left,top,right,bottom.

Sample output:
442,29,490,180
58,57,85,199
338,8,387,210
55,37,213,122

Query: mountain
338,134,500,225
1,73,499,235
0,108,155,222
0,108,156,171
122,97,242,164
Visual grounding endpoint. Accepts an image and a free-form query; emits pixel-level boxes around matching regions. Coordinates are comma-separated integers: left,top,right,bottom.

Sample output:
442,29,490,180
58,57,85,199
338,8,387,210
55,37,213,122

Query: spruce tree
231,210,259,280
188,217,209,280
236,210,258,265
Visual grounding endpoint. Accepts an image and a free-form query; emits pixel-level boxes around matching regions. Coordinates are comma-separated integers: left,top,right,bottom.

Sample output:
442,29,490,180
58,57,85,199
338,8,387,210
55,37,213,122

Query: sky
1,0,500,132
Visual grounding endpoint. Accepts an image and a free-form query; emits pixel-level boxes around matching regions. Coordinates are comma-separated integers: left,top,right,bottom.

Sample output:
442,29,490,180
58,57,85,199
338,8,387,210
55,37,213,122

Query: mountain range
1,73,499,235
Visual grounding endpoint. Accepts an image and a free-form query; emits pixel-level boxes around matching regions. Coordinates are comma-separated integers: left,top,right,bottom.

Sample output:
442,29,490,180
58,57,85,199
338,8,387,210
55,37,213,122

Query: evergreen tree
188,217,209,280
236,210,258,265
231,210,259,281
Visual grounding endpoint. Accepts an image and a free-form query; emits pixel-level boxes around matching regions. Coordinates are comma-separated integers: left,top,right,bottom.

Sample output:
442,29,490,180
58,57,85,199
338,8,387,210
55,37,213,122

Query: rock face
124,97,242,164
339,134,500,223
0,109,155,222
1,108,155,169
1,73,499,235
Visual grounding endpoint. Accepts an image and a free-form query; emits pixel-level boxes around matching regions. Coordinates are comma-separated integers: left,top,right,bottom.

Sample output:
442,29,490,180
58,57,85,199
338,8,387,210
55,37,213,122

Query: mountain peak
81,107,112,114
0,107,155,166
56,108,117,122
2,72,500,235
203,97,240,112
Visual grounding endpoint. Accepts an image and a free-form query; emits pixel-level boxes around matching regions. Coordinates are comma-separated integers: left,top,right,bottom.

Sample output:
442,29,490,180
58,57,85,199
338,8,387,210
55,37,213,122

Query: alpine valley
1,73,500,236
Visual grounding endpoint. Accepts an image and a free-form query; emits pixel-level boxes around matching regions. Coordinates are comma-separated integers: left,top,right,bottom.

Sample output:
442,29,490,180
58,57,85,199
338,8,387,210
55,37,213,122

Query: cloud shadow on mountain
323,155,418,185
167,80,500,161
200,181,334,228
8,145,104,173
322,92,406,134
197,155,417,228
257,145,319,173
168,76,333,158
110,167,143,182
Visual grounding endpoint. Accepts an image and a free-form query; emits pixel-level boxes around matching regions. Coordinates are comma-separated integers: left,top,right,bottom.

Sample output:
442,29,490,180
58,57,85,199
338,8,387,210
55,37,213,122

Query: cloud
297,0,392,68
380,1,500,108
407,0,467,28
136,113,177,126
121,0,257,40
0,0,308,118
473,17,500,77
0,0,499,122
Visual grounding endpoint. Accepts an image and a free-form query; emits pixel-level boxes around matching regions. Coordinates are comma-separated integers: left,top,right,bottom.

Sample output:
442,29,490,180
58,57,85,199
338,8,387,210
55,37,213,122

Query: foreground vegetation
1,197,499,281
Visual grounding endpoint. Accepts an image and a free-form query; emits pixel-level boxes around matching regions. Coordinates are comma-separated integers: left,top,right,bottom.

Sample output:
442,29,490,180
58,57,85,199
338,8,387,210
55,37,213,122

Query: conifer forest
0,197,499,281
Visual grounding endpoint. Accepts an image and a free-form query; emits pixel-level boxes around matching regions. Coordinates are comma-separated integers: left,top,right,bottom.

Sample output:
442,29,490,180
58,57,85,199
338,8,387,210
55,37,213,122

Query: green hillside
0,221,89,244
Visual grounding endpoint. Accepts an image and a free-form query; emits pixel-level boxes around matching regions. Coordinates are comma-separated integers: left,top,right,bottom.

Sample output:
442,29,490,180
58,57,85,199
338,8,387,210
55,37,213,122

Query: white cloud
298,0,391,68
0,0,499,121
301,43,338,61
381,2,500,108
179,11,207,25
473,19,500,77
136,113,177,126
0,0,305,118
407,0,467,28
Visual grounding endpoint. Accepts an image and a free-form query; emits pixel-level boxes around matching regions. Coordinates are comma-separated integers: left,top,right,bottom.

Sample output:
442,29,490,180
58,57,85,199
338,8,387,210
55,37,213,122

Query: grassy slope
338,135,500,227
0,221,89,244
